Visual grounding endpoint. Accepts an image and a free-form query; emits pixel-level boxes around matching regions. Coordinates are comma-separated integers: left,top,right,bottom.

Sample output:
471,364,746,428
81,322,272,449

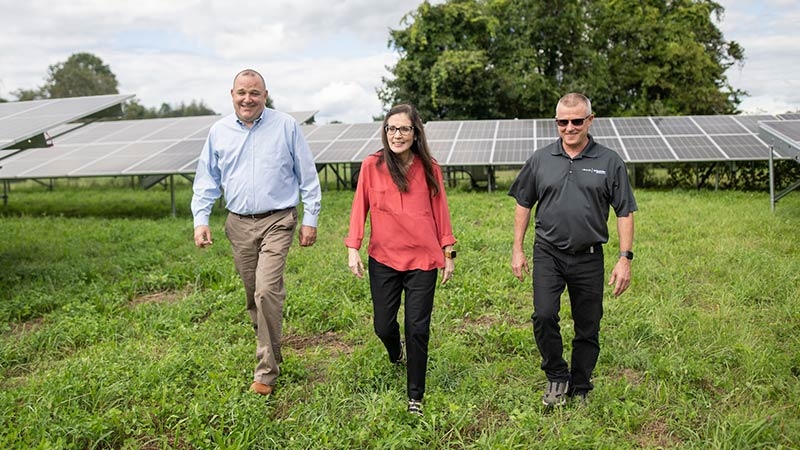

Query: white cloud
716,0,800,113
0,0,797,124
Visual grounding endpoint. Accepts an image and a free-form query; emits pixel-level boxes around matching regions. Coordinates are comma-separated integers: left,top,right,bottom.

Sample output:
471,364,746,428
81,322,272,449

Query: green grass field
1,182,799,449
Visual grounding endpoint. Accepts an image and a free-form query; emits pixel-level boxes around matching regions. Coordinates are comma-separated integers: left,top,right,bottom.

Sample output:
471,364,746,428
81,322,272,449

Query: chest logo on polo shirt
581,168,607,175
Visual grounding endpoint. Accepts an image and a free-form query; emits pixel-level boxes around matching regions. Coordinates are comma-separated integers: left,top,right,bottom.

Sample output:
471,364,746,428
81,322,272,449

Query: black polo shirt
508,136,637,252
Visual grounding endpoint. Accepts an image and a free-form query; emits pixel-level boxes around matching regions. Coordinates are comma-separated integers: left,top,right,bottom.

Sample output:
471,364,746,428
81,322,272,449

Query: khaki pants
225,208,297,386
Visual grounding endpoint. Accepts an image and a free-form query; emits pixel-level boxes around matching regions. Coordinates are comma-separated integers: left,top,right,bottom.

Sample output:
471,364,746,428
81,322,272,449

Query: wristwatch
619,251,634,260
444,249,457,259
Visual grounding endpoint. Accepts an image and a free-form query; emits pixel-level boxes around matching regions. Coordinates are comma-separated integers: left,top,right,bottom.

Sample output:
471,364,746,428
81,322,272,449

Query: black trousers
368,257,437,401
532,241,605,393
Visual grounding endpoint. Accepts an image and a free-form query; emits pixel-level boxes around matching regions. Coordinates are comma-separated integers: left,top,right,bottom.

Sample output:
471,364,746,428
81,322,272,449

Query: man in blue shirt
191,69,322,396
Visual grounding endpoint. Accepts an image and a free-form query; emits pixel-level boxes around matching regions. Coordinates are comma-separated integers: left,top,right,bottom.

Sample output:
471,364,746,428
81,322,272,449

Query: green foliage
635,160,800,190
1,185,799,448
43,52,119,98
381,0,745,119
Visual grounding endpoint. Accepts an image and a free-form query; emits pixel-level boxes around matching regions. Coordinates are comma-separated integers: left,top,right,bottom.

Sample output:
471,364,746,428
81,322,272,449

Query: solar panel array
1,112,798,181
304,114,791,166
0,94,133,149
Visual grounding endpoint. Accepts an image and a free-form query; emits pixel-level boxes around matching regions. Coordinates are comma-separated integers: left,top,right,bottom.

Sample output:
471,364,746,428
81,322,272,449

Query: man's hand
609,258,632,296
194,225,213,248
298,225,317,247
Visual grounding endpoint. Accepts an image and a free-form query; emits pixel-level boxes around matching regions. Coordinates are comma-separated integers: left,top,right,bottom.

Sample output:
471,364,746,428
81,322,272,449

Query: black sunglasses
555,114,592,127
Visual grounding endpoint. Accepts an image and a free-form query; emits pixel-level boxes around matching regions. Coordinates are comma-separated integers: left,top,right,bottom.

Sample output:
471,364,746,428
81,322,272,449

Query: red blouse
345,153,456,271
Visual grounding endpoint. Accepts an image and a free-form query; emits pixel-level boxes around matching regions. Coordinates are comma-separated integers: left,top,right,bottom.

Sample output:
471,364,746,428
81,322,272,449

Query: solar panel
691,115,750,134
535,120,560,139
428,140,454,162
588,118,616,137
496,120,535,139
0,149,20,162
0,94,133,149
456,121,497,140
425,121,462,141
316,140,368,163
593,137,624,157
621,136,676,162
759,120,800,161
447,140,494,165
665,136,726,160
288,110,317,124
709,135,770,160
731,115,778,134
614,118,659,136
492,139,535,164
652,116,702,135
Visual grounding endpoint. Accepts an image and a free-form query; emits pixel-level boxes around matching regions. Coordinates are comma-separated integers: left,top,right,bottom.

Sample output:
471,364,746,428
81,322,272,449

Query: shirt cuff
193,214,210,228
301,212,319,228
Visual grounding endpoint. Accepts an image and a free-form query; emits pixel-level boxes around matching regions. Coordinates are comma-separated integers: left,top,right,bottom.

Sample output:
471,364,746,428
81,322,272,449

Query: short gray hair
556,93,592,116
233,69,266,90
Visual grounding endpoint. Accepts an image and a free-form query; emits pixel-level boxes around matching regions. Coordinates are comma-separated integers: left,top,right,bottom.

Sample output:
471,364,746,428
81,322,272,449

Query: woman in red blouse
345,104,456,417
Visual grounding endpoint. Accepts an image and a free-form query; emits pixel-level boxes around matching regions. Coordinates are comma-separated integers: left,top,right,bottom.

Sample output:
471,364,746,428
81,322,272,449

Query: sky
0,0,798,124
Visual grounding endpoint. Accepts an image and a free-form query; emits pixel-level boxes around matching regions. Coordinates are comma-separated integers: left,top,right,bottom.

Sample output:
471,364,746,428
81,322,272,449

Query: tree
42,52,119,98
121,98,216,120
380,0,745,119
11,87,46,101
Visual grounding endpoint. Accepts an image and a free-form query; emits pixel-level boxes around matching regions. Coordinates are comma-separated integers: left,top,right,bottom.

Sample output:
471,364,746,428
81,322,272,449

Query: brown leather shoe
250,382,273,395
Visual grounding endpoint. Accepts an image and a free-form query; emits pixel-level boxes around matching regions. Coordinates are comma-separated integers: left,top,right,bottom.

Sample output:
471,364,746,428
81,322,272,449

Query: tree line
379,0,745,120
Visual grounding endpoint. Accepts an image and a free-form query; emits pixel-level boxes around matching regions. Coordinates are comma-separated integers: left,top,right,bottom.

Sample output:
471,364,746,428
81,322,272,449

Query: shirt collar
234,109,266,128
553,134,598,159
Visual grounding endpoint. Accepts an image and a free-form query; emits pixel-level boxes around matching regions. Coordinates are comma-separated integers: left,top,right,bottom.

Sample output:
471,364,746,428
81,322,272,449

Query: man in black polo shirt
508,92,637,407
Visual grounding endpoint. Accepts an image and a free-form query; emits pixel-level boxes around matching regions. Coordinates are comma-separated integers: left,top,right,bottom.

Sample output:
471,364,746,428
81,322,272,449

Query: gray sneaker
542,380,569,406
407,399,423,416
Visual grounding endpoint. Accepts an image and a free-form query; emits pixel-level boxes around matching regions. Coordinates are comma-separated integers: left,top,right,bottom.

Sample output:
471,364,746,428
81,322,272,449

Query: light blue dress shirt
191,108,321,228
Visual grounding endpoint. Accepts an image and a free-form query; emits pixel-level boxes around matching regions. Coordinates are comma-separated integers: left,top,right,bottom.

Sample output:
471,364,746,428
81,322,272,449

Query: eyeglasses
385,125,414,136
555,114,592,127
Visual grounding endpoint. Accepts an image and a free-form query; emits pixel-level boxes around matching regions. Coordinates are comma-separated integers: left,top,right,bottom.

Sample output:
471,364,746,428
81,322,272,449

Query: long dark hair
378,104,440,196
